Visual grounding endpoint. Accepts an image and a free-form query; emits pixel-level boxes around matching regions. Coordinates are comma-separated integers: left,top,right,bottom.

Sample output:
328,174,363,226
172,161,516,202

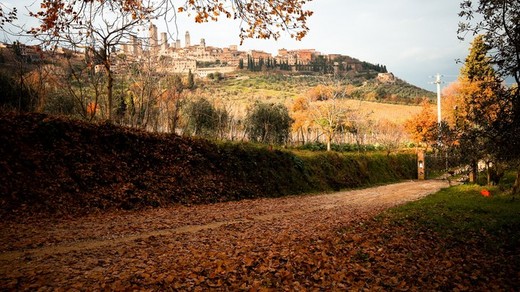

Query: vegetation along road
1,180,450,290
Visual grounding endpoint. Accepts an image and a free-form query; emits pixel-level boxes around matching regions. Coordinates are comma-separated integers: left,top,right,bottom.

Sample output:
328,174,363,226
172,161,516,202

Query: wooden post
418,151,425,180
469,160,477,183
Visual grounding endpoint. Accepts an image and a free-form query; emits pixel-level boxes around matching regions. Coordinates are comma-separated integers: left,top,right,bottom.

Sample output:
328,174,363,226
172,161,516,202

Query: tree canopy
26,0,313,43
458,0,520,85
459,0,520,192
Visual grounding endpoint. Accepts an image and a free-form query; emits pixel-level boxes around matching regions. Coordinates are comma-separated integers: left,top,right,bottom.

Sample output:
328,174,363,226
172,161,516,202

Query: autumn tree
291,82,367,151
306,85,351,152
290,96,312,145
374,119,406,156
440,81,465,128
27,0,313,44
459,0,520,192
456,35,510,185
161,74,185,133
125,76,159,129
404,101,438,151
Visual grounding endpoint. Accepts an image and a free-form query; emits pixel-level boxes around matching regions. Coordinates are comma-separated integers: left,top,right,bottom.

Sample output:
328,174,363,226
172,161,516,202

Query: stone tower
185,31,191,48
149,24,158,55
131,35,139,56
160,32,168,52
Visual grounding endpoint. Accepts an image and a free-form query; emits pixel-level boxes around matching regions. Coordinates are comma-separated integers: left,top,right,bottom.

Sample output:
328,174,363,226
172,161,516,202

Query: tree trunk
469,160,478,183
486,161,492,186
105,64,113,122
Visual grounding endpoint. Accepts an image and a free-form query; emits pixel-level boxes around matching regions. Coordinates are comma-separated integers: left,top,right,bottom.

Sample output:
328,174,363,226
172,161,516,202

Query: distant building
160,32,168,52
377,72,396,83
275,49,318,65
249,50,272,61
149,24,158,55
86,21,380,78
185,31,191,48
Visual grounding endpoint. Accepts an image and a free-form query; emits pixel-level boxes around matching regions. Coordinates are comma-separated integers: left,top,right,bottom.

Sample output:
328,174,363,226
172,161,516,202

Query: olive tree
245,102,293,145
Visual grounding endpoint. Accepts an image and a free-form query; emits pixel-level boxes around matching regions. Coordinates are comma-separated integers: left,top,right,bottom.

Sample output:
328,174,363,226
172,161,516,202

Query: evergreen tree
187,69,195,90
458,0,520,193
247,55,252,71
258,58,264,71
457,35,506,184
460,36,497,82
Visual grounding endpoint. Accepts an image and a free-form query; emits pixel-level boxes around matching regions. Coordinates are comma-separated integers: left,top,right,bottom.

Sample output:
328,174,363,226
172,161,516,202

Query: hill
196,72,426,124
0,43,431,128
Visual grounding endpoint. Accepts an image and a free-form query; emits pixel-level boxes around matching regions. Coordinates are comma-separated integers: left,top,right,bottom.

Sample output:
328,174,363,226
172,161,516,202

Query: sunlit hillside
196,72,425,124
339,99,421,123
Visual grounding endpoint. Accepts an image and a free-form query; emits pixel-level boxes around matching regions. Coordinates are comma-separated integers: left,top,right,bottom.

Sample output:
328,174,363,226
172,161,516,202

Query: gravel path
0,180,450,289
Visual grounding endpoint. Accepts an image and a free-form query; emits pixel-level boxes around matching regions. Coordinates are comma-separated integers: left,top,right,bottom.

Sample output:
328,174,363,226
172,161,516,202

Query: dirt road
0,180,449,290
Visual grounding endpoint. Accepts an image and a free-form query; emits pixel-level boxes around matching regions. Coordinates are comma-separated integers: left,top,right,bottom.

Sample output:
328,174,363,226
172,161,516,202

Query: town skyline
1,0,474,90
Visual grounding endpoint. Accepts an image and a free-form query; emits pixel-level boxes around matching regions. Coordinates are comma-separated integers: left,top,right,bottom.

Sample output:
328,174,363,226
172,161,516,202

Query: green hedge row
298,151,417,192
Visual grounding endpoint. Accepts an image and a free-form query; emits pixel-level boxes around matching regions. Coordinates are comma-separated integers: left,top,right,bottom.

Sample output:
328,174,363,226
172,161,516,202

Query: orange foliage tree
441,81,464,128
290,96,312,145
404,101,438,150
27,0,313,43
290,84,352,151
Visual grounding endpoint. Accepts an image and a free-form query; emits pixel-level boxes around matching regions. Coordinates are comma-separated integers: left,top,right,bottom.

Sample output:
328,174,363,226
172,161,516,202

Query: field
198,73,424,124
332,99,421,123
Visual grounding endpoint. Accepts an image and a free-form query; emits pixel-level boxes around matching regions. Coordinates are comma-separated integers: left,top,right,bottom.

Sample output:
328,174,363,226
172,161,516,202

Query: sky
1,0,473,91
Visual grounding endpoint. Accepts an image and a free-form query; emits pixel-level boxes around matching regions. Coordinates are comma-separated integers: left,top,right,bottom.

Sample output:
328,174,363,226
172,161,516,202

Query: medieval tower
160,32,168,52
149,24,159,55
185,31,191,48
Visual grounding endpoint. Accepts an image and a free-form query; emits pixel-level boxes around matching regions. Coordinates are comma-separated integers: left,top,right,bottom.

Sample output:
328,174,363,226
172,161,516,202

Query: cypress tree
187,69,195,89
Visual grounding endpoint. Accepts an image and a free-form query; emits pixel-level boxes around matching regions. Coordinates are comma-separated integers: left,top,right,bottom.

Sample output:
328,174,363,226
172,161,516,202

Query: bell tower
185,31,191,48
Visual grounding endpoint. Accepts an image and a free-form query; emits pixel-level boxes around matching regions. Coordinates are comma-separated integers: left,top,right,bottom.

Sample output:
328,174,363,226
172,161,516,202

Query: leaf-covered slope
0,113,416,219
0,113,305,218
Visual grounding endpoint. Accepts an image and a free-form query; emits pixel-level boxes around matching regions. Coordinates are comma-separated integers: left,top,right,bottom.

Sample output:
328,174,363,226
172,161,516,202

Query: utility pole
433,73,443,125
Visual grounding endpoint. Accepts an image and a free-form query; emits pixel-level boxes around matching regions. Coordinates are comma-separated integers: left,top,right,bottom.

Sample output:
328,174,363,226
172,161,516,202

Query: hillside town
118,24,391,78
1,23,393,81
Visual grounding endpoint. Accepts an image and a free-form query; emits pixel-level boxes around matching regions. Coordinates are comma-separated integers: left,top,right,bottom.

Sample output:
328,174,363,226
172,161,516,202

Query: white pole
435,73,442,124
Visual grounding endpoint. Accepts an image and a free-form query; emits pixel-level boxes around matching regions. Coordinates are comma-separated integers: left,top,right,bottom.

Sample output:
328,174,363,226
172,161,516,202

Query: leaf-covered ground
2,180,518,290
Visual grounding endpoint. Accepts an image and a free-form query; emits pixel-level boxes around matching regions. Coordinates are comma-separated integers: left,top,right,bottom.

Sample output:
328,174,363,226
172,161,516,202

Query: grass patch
383,184,520,250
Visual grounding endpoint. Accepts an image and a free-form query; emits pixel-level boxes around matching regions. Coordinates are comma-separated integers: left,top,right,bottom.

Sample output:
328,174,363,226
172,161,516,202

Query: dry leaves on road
4,180,518,290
